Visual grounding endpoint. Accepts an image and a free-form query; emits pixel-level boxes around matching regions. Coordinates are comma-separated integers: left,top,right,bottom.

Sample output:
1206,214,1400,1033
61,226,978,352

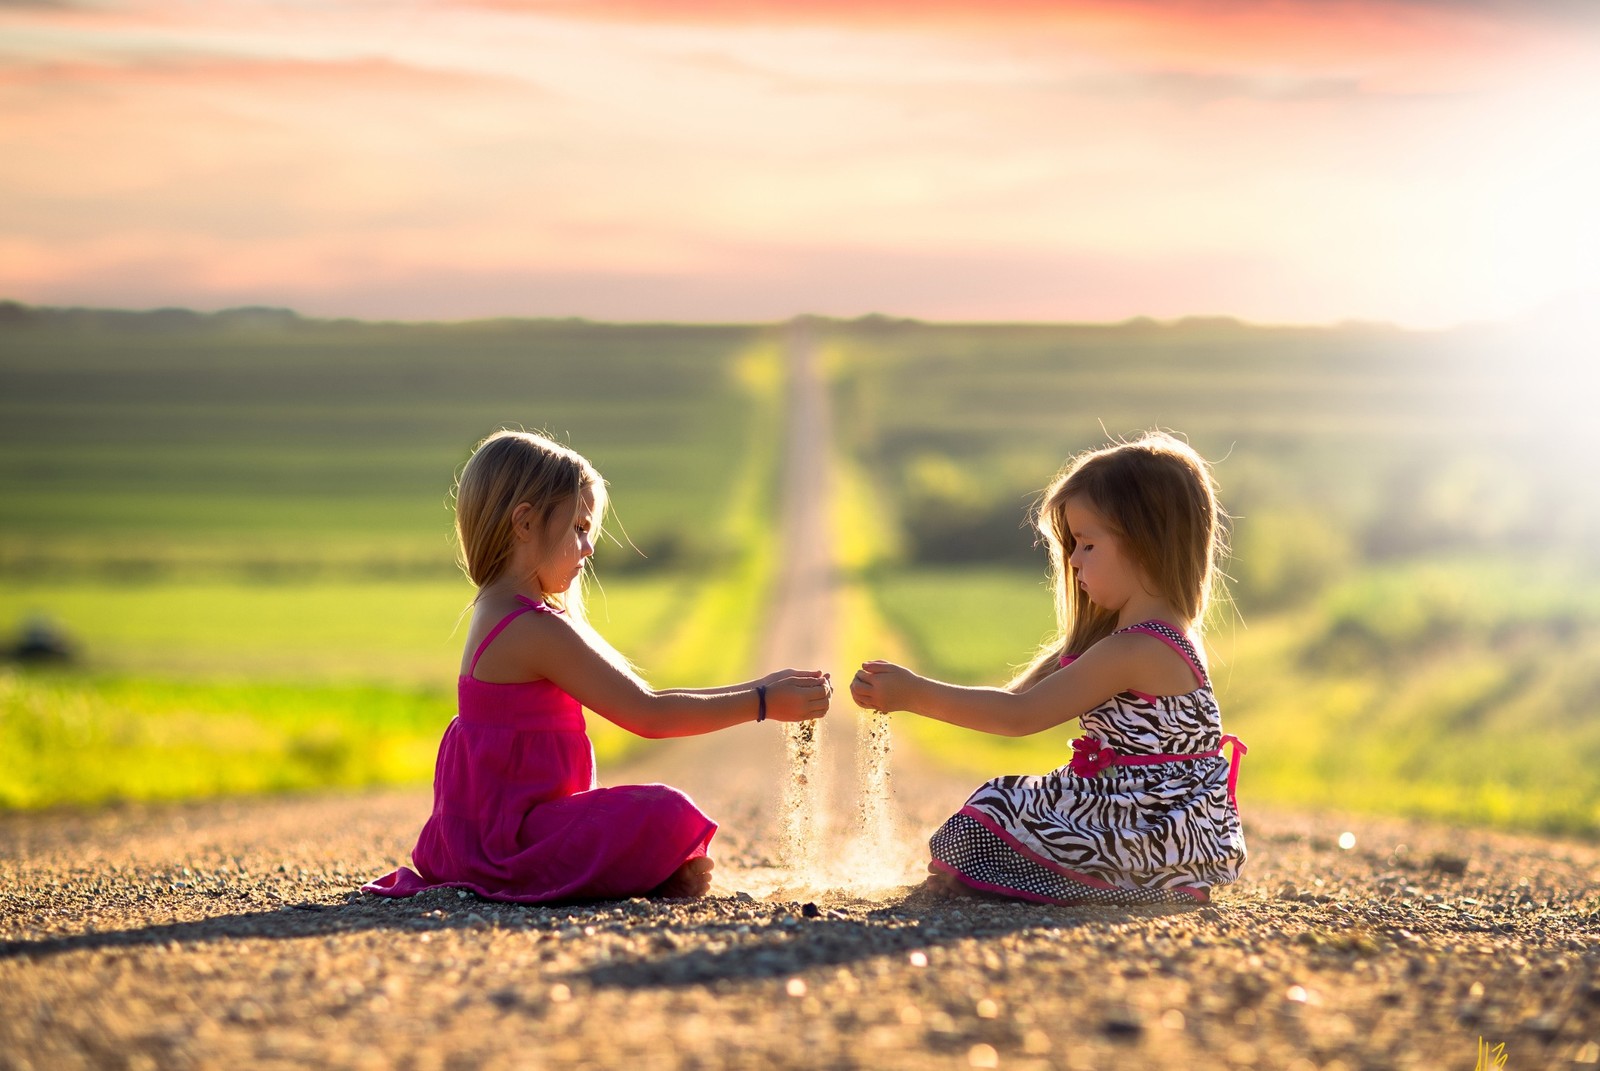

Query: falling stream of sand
618,319,924,898
765,320,920,894
779,711,912,893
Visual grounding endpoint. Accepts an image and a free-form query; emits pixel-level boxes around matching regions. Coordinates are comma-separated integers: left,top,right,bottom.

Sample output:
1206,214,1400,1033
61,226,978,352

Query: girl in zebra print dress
850,432,1246,906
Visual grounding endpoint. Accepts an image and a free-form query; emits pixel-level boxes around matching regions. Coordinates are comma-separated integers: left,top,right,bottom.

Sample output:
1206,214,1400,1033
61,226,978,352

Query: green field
0,306,784,807
5,305,1597,835
0,307,778,575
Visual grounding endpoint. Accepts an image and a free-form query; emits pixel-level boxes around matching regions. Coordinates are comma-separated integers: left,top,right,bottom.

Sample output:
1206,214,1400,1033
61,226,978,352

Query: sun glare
1483,90,1600,323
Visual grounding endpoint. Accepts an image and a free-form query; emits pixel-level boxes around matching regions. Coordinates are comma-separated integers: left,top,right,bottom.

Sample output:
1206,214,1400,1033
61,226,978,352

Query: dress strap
1116,620,1208,686
467,595,546,675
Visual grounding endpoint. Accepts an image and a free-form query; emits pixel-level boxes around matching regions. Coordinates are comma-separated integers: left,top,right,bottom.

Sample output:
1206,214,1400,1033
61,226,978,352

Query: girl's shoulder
471,593,558,631
1092,621,1207,691
461,594,567,678
1114,619,1199,653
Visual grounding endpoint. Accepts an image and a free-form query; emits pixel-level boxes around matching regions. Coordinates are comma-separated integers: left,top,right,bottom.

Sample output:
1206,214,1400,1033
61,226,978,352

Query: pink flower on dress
1068,736,1118,779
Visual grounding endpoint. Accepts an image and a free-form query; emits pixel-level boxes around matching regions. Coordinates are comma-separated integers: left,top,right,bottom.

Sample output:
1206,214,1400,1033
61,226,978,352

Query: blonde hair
454,429,604,594
1010,431,1228,691
453,429,638,673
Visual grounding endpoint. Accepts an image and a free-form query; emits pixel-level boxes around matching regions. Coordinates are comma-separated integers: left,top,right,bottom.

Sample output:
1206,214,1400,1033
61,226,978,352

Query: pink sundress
364,596,716,902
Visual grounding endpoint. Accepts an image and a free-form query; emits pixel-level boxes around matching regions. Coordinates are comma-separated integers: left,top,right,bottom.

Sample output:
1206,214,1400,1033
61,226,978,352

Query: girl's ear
511,501,536,542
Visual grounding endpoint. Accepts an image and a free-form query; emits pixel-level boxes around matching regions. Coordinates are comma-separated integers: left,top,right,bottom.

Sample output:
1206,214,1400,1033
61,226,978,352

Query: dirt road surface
5,324,1600,1069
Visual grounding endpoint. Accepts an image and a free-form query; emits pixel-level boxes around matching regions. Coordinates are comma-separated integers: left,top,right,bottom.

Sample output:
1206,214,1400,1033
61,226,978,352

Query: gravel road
5,324,1599,1070
5,787,1599,1070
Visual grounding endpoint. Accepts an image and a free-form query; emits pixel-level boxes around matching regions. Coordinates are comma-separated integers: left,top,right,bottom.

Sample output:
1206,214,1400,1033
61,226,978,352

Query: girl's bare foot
651,856,714,898
924,863,995,900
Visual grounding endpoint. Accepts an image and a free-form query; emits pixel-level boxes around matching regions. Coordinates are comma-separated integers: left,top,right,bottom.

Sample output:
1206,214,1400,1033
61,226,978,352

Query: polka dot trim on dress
930,814,1202,908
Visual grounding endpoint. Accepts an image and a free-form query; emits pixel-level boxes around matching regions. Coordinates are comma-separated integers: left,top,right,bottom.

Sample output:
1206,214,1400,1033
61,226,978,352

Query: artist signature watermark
1475,1037,1508,1070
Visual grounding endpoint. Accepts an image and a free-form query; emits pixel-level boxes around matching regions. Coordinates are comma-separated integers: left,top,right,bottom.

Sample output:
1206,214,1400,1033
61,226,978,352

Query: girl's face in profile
1063,496,1144,613
537,487,596,594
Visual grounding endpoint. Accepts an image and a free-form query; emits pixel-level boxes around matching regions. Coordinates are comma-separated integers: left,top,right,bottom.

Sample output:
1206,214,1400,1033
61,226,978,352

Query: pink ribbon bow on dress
1067,733,1249,808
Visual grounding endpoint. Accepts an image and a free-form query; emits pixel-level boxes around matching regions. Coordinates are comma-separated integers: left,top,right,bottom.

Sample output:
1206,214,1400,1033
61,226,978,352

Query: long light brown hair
454,429,605,600
453,429,638,672
1009,431,1229,692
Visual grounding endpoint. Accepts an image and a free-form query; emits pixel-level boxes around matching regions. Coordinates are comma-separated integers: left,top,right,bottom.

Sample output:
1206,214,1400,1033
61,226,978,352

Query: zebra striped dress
929,620,1247,906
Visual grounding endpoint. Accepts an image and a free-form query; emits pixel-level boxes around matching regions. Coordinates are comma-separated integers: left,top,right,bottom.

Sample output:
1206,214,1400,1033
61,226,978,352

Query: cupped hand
757,667,826,689
764,673,831,722
849,660,913,713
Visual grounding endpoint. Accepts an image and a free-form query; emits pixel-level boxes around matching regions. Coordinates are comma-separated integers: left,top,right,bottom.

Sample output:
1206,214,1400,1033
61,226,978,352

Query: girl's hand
850,660,916,714
757,667,825,690
764,673,832,722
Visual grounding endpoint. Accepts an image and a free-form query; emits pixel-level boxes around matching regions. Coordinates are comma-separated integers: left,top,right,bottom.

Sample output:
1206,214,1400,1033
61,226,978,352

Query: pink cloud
441,0,1575,91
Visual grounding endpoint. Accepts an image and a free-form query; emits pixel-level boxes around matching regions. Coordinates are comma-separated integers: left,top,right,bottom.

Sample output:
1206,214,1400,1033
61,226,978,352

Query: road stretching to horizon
612,315,934,894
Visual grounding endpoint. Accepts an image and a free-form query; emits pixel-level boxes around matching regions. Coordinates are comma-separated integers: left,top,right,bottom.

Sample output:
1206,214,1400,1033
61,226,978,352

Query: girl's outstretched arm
509,611,830,737
658,668,827,696
849,634,1150,737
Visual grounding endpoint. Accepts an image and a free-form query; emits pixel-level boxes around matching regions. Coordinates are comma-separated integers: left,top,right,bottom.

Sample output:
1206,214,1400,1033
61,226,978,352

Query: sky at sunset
3,0,1599,326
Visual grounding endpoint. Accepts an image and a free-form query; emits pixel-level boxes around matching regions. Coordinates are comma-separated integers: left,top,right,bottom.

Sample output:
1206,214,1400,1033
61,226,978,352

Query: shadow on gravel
0,901,408,961
0,884,1207,974
574,885,1210,991
0,888,600,961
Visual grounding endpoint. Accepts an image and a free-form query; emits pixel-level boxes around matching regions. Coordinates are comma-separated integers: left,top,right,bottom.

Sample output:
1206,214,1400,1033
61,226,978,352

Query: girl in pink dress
365,430,831,903
849,432,1246,906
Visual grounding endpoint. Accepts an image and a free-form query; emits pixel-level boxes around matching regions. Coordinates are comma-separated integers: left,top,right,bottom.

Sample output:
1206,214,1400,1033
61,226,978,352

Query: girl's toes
652,856,715,898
